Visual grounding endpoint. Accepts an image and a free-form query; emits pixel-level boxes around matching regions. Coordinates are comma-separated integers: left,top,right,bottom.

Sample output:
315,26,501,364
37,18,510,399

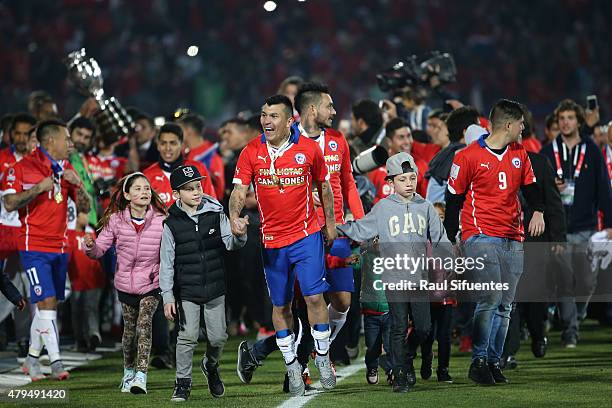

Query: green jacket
69,152,97,225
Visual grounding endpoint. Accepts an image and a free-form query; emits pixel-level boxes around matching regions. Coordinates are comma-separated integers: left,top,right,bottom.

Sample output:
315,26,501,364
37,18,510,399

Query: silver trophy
65,48,135,140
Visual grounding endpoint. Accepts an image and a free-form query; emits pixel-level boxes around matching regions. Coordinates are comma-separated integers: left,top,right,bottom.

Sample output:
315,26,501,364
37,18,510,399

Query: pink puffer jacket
86,206,165,295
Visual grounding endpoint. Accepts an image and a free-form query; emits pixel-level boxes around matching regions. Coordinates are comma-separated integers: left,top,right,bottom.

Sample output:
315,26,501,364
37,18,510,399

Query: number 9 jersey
447,135,536,242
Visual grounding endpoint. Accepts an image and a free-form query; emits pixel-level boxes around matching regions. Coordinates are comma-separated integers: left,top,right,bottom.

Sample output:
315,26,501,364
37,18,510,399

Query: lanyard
265,136,292,190
553,140,586,180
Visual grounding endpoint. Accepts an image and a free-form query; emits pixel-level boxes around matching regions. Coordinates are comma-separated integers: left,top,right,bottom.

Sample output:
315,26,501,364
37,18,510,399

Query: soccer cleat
436,367,453,383
286,359,306,396
201,357,225,398
315,353,336,390
488,362,508,384
120,367,135,393
531,337,548,358
468,358,495,386
420,353,433,380
50,360,70,381
237,341,259,384
392,369,410,393
171,378,192,402
22,356,46,381
130,371,148,394
256,327,275,341
366,367,379,385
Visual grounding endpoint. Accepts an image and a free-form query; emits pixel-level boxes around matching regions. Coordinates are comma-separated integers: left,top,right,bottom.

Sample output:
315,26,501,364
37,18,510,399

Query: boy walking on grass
160,165,246,402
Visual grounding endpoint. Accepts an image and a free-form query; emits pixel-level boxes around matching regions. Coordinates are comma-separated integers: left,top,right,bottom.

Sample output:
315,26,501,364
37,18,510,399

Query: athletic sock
311,323,331,356
328,304,349,343
28,309,43,357
276,329,297,364
37,310,61,363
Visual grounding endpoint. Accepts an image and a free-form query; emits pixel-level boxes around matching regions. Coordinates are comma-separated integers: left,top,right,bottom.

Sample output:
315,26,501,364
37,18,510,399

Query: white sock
28,309,43,357
328,304,349,343
311,325,331,356
37,310,61,363
276,333,297,364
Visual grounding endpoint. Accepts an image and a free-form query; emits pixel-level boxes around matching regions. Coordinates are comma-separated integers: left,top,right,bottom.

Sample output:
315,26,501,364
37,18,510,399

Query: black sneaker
562,335,578,348
89,334,101,353
488,362,508,384
17,341,28,358
436,367,453,383
468,357,495,385
531,337,547,358
501,355,517,370
201,357,225,398
237,341,259,384
151,353,173,369
366,367,379,384
406,360,416,386
420,353,433,380
386,371,394,386
392,369,410,393
171,378,191,402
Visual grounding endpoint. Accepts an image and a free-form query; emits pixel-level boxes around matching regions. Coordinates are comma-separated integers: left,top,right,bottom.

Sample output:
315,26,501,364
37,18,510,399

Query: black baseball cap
170,165,205,190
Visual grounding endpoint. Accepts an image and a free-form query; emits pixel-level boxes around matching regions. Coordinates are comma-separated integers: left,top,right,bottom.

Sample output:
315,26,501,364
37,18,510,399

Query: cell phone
586,95,598,111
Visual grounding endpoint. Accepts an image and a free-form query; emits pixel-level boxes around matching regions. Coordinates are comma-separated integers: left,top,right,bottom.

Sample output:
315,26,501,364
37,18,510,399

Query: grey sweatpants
71,288,102,342
176,295,228,379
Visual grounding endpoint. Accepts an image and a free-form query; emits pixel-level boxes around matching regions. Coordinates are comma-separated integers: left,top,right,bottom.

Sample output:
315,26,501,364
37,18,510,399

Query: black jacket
0,271,22,305
521,152,566,242
540,135,612,233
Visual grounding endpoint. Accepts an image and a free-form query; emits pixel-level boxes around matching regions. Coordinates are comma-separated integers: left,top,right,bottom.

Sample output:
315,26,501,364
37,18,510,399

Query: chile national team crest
512,158,521,168
294,153,306,164
328,140,338,151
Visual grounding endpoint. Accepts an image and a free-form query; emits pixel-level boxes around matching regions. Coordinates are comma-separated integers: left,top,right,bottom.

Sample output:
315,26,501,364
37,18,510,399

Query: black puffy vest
165,204,225,305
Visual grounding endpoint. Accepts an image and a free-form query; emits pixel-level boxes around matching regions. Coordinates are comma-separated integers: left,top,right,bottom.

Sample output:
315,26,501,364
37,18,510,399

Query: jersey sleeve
1,164,23,195
311,144,329,183
210,154,226,200
339,137,365,219
233,145,254,186
447,150,471,195
521,149,537,186
194,162,217,199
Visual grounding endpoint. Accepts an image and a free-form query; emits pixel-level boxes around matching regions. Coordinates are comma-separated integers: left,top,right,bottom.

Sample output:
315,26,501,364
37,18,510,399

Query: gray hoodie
337,193,450,283
160,197,246,304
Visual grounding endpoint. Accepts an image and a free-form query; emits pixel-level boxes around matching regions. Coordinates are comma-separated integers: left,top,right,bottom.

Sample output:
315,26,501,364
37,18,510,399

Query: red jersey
368,156,429,203
447,137,537,242
412,141,441,163
186,140,225,200
522,136,542,154
0,146,24,228
308,128,364,224
1,147,78,253
67,229,105,291
86,152,128,182
233,131,329,248
143,159,216,207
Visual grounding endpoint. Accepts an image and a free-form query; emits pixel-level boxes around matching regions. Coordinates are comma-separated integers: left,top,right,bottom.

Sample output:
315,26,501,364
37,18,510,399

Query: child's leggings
121,295,159,373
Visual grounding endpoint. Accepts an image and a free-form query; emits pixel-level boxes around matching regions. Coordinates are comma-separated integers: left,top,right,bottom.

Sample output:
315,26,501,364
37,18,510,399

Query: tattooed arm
3,177,53,212
76,186,91,213
229,183,249,236
317,179,337,245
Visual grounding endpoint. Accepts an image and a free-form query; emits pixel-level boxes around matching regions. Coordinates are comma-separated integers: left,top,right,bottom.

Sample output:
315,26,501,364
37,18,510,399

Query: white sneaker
120,368,135,393
130,371,147,394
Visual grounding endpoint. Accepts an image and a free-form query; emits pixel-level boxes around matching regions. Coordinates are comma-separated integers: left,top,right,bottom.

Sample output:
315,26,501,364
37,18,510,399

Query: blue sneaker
120,368,135,393
130,371,148,394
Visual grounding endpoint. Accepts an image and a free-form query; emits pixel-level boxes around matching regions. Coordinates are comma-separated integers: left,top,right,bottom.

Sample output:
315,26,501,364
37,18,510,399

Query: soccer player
229,95,337,396
143,122,216,206
444,99,545,385
2,120,90,381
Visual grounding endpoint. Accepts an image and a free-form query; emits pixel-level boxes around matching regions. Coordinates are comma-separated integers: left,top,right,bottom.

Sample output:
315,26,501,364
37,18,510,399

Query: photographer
349,99,385,159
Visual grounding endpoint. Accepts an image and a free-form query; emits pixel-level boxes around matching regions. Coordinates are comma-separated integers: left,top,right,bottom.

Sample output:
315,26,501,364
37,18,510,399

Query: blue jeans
364,313,392,372
464,234,523,363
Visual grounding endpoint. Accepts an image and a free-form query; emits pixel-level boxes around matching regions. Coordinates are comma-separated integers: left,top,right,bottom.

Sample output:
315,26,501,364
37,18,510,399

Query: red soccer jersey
143,159,216,207
186,140,225,200
1,148,78,253
233,132,329,248
368,157,429,204
310,128,364,225
67,229,105,291
447,137,537,242
86,152,128,182
522,136,542,154
412,141,441,163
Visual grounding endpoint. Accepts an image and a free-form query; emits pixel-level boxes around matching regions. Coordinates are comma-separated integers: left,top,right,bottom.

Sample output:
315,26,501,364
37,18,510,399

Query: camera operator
349,99,385,160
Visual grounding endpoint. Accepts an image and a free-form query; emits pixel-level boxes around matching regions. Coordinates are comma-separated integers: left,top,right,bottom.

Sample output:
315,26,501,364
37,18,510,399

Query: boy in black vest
160,165,247,402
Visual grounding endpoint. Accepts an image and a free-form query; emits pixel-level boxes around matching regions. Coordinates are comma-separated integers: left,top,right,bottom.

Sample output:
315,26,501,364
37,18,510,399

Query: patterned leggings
121,296,159,373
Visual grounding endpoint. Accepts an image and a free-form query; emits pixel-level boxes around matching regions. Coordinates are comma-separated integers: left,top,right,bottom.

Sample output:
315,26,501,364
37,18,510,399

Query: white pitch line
277,363,364,408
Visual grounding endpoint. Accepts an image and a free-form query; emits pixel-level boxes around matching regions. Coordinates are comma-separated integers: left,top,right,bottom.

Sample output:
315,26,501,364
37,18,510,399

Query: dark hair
445,106,479,142
126,107,154,128
10,112,37,132
489,99,524,130
554,99,585,126
98,173,167,231
178,113,206,135
433,202,446,212
36,119,67,144
385,117,409,139
294,82,330,115
1,113,14,132
278,76,304,94
263,94,294,119
545,113,557,130
69,116,95,135
521,105,534,138
428,109,448,121
27,90,54,116
220,117,247,128
159,122,183,142
351,99,383,130
246,114,263,133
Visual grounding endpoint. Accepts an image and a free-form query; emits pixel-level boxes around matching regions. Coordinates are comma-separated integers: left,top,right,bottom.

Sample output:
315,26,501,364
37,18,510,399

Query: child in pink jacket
85,172,167,395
